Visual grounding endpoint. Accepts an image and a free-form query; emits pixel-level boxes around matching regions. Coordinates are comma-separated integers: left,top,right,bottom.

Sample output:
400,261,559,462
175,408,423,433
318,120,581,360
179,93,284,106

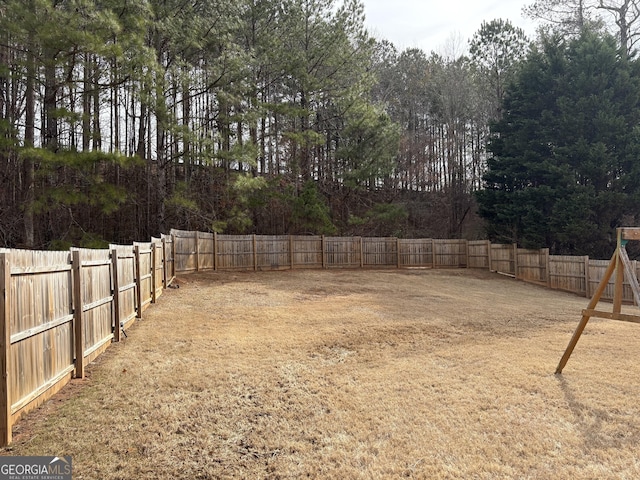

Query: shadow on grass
556,373,640,450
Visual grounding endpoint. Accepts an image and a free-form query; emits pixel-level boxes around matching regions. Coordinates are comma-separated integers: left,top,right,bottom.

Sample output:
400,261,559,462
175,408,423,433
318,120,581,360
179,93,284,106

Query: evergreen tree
477,30,640,257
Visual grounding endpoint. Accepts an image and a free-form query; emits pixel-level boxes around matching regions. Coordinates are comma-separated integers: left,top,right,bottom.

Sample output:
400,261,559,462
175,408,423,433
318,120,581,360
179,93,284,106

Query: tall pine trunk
23,23,36,247
43,51,58,150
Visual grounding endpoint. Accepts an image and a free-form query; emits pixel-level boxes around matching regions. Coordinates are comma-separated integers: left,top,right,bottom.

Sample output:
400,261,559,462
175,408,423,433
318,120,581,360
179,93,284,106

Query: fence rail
1,228,639,446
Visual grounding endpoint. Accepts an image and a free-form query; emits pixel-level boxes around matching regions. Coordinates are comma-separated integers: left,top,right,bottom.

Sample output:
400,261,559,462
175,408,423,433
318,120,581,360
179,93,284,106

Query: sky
360,0,538,55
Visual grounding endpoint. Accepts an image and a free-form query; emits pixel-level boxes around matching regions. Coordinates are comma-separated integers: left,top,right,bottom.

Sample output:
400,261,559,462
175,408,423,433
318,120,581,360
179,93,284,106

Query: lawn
3,269,640,479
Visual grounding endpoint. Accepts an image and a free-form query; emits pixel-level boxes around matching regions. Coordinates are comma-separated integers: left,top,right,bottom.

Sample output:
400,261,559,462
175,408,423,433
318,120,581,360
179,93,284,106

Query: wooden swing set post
555,227,640,374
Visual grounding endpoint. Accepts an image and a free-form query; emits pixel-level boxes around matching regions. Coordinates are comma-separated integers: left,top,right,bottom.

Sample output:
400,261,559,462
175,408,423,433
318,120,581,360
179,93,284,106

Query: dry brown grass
3,268,640,479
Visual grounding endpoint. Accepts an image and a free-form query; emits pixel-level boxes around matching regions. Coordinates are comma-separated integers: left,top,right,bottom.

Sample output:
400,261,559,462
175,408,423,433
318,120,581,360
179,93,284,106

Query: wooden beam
613,253,624,314
555,313,591,374
619,246,640,306
620,228,640,241
586,250,618,310
556,249,618,374
582,309,640,324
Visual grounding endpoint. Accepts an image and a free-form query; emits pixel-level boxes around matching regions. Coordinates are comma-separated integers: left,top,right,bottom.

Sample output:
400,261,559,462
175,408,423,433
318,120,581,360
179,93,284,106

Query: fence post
584,255,590,298
487,240,493,272
289,235,294,270
0,252,12,446
396,238,401,268
151,242,157,304
360,237,364,268
161,238,168,289
464,240,470,268
195,232,200,272
513,244,518,278
213,232,217,271
544,248,551,288
171,234,176,279
111,249,121,343
134,245,142,319
431,239,436,268
322,235,326,269
253,235,257,271
634,260,639,306
72,250,85,379
209,233,214,271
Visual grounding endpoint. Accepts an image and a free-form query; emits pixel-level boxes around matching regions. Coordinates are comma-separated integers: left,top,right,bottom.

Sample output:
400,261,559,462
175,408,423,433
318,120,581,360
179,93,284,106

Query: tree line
0,0,525,248
2,0,640,256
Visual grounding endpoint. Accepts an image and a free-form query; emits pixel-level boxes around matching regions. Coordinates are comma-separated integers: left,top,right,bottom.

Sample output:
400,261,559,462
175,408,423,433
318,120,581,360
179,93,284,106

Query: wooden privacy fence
170,229,640,305
0,235,176,446
2,228,640,447
170,230,473,270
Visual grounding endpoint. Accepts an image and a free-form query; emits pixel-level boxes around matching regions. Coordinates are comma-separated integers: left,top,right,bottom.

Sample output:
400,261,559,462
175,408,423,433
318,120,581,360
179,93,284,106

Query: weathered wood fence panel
291,236,323,268
134,243,153,316
256,236,291,270
325,237,362,268
549,255,588,297
151,239,165,300
398,239,433,267
216,235,254,270
161,234,175,284
468,240,490,269
516,248,549,285
197,232,215,271
362,237,398,267
491,244,516,275
110,245,137,332
72,248,114,374
0,233,174,446
1,249,75,446
172,229,197,273
434,239,467,268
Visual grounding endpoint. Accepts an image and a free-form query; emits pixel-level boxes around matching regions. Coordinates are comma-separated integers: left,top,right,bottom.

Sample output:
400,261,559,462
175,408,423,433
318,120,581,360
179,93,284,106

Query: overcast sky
361,0,538,55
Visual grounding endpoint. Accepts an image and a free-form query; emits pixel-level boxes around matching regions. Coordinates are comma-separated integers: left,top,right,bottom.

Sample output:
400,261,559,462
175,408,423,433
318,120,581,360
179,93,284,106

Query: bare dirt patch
3,269,640,479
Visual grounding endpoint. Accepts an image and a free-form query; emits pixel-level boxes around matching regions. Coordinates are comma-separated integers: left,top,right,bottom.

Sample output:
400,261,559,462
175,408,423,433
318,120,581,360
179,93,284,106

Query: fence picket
72,251,84,379
0,253,11,446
